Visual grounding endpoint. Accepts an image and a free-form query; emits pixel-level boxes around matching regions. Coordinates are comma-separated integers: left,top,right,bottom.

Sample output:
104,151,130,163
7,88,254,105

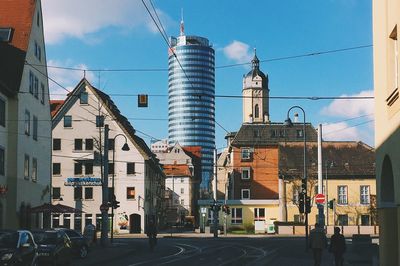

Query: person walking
330,227,346,266
309,223,328,266
147,218,157,252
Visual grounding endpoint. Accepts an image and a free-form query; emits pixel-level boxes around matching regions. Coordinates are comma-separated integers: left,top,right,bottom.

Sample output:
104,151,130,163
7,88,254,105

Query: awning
30,203,84,214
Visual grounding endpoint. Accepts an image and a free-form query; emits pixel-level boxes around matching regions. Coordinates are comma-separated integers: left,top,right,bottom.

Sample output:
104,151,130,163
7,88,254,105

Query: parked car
0,230,37,266
54,229,88,259
31,229,72,265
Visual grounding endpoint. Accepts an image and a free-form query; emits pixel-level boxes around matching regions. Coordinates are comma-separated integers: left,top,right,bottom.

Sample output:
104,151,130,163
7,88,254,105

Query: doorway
129,214,141,233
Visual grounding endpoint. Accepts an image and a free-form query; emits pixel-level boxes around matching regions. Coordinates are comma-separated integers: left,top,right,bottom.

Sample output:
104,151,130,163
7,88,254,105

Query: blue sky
42,0,374,149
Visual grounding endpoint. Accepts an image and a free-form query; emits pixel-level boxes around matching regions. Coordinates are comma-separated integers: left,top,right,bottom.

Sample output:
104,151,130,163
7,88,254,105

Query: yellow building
281,141,376,226
373,0,400,264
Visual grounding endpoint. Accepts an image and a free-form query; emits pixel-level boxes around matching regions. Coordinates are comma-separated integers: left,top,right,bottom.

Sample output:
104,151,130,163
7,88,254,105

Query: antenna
180,8,184,36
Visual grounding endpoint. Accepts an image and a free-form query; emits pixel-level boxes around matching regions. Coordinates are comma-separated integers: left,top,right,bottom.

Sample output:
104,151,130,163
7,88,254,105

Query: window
29,71,34,94
85,214,92,226
24,154,29,179
296,129,303,138
32,158,37,182
33,116,38,140
74,163,83,175
85,187,93,200
253,129,260,137
80,91,88,104
127,187,135,199
36,11,40,27
254,208,265,221
270,129,278,137
74,187,82,200
0,147,4,176
74,139,83,150
108,163,114,175
360,185,370,205
64,115,72,128
181,178,184,183
180,199,184,205
337,186,348,205
40,83,45,104
53,139,61,150
85,162,93,175
52,187,61,200
241,148,251,160
254,104,259,118
241,189,250,199
34,76,39,98
52,214,60,228
294,214,300,223
85,139,93,150
361,215,370,226
52,163,61,175
292,187,299,204
108,139,115,150
0,28,12,42
231,208,243,224
337,214,348,226
96,115,104,127
127,163,135,174
74,214,82,232
25,110,30,135
34,41,41,61
0,97,5,127
241,168,250,180
181,188,184,194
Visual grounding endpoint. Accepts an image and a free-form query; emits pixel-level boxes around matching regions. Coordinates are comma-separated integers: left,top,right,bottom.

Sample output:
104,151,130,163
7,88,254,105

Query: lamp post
285,105,308,251
111,134,130,243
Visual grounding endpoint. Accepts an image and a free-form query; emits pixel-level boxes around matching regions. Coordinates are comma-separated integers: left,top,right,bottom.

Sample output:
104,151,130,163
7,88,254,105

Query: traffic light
226,206,230,215
328,199,335,209
110,194,120,209
305,196,311,214
301,178,307,194
298,192,305,214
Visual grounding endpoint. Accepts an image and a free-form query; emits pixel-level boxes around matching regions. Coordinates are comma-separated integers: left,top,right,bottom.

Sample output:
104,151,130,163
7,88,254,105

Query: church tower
242,49,270,123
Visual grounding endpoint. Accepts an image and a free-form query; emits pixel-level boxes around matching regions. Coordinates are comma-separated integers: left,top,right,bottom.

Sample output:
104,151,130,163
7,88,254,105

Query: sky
42,0,374,149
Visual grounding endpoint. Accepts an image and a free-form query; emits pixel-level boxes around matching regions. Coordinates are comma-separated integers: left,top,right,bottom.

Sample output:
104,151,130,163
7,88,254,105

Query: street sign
200,207,207,214
315,193,325,204
100,204,109,212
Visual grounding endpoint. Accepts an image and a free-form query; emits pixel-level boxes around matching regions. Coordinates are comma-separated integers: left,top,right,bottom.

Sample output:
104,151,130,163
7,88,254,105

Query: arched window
254,104,259,118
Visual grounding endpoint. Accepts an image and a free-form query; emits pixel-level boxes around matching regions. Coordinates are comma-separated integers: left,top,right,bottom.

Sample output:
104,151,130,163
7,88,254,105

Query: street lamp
111,134,130,243
285,105,308,251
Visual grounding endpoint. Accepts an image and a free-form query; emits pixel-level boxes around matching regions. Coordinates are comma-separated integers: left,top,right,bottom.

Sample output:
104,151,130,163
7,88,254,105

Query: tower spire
180,8,185,36
252,47,259,69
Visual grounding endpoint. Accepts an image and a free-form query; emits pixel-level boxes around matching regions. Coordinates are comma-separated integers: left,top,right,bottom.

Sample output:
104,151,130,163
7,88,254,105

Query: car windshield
0,232,18,248
32,232,58,245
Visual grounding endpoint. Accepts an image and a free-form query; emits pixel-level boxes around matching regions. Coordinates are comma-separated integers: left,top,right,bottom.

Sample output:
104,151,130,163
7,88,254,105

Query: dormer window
241,147,252,161
0,28,12,42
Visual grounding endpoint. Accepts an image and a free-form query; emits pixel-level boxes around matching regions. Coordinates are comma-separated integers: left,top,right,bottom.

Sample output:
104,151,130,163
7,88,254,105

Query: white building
0,0,51,229
150,139,169,153
51,78,165,233
153,143,201,224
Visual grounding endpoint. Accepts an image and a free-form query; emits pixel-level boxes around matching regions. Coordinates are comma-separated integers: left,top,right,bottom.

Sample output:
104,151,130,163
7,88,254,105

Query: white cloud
42,0,173,44
47,59,95,99
322,122,360,141
223,40,253,64
320,90,374,118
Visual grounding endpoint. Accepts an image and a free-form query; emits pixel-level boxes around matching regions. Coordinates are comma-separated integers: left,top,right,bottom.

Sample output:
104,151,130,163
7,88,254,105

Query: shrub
243,223,255,233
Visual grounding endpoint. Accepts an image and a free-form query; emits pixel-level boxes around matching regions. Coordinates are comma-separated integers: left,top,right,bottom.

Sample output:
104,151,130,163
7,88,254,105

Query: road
72,235,378,266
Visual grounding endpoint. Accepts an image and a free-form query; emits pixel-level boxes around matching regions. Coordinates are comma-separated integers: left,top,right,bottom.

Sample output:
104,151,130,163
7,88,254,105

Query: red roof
182,146,202,159
50,100,64,117
0,0,36,52
163,164,192,177
0,0,36,94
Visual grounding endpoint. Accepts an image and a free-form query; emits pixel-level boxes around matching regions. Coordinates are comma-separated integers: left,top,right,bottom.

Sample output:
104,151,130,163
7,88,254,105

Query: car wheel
79,245,88,258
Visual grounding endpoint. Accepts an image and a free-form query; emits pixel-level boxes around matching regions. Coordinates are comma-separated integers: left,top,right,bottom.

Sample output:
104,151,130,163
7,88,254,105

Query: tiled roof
182,146,202,159
0,0,36,95
278,141,375,178
163,164,192,177
50,100,64,117
230,122,318,146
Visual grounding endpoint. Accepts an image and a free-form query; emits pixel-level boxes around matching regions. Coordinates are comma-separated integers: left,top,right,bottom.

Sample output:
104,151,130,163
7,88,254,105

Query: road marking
128,245,185,266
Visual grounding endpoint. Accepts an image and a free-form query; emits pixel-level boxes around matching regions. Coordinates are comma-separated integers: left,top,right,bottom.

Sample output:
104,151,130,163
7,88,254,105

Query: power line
25,44,372,73
324,119,374,136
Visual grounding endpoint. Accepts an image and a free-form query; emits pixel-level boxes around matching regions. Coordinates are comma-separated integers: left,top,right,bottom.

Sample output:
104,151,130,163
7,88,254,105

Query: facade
373,0,400,264
153,142,201,225
0,0,51,229
151,139,169,153
168,22,215,191
51,78,165,233
281,142,376,226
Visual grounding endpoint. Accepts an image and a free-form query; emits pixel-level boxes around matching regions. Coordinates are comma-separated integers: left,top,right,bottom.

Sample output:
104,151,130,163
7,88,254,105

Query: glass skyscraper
168,31,215,191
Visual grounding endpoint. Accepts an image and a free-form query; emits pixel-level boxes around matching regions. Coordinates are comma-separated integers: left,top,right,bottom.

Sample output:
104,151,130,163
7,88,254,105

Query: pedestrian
309,223,328,266
146,218,157,252
329,227,346,266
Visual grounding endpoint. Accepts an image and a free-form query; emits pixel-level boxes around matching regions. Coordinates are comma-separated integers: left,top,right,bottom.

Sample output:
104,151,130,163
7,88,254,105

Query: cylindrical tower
168,33,215,191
